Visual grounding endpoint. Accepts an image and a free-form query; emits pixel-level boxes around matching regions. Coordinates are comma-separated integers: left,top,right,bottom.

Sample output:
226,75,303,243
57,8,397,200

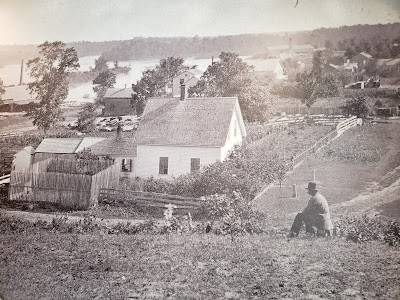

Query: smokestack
212,56,214,65
180,83,187,101
19,59,24,86
124,84,126,89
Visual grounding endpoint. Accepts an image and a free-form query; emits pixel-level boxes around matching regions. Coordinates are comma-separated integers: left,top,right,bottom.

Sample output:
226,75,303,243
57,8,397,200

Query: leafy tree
189,52,273,122
341,96,371,118
26,41,80,132
292,51,340,115
77,102,97,132
93,69,116,105
92,56,109,73
132,57,188,115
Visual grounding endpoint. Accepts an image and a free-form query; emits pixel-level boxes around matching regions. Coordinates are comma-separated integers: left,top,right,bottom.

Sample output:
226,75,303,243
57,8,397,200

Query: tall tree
293,50,340,115
92,56,109,73
189,52,273,122
132,57,188,115
26,41,79,132
92,69,116,105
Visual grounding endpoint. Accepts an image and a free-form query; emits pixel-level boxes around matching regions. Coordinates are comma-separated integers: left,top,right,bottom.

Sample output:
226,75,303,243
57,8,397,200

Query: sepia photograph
0,0,399,299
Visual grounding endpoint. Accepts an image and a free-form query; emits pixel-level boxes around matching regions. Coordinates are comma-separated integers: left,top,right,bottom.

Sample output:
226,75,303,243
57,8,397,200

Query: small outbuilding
103,88,136,117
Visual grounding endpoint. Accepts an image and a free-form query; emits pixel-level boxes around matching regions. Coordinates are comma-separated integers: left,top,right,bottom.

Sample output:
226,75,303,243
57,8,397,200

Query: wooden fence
90,164,119,204
275,106,344,116
9,158,119,209
46,158,114,175
9,171,93,209
289,116,359,170
98,188,201,211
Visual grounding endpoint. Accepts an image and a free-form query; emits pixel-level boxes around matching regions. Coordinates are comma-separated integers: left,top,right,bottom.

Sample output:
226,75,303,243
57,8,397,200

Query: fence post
283,144,286,161
293,184,297,198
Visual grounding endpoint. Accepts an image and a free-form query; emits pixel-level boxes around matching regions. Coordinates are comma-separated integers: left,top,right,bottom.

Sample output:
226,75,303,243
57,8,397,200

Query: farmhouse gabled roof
134,97,246,147
104,88,134,99
89,137,137,156
35,137,105,154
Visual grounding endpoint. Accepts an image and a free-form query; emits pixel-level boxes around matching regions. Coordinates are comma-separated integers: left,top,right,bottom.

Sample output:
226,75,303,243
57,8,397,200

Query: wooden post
293,184,297,198
283,144,286,161
313,169,316,182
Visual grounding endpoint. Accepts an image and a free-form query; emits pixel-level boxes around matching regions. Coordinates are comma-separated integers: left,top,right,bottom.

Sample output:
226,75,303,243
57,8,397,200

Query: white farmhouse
133,87,247,179
171,68,203,97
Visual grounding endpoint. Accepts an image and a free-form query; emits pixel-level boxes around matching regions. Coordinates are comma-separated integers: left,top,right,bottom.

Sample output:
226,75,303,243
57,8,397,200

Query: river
0,55,257,104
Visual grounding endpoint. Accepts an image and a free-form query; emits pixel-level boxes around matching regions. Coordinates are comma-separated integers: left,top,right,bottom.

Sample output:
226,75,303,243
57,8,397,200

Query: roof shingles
134,97,243,147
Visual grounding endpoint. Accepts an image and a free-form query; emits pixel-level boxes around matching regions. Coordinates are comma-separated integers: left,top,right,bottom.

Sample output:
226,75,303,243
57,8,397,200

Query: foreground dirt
0,233,399,300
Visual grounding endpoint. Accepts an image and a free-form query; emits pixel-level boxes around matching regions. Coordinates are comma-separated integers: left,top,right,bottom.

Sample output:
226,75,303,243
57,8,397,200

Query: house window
191,158,200,173
121,159,132,172
159,157,169,175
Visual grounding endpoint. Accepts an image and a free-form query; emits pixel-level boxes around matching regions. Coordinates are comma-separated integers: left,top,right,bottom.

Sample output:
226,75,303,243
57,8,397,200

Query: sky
0,0,399,45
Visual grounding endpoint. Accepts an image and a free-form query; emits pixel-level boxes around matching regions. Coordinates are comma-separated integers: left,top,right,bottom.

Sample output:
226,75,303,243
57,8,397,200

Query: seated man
289,181,333,237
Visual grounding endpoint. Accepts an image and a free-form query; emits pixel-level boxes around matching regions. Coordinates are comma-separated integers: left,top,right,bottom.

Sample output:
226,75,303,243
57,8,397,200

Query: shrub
199,192,263,238
335,215,400,247
341,96,371,118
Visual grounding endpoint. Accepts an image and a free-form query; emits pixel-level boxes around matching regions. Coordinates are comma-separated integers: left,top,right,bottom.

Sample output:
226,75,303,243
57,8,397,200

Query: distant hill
0,23,399,67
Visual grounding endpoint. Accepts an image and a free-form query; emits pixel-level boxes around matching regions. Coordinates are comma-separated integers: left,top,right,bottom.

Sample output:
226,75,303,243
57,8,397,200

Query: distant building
133,86,246,179
324,60,358,74
351,52,373,71
172,68,204,97
267,39,314,58
103,88,136,117
248,58,287,80
0,85,38,112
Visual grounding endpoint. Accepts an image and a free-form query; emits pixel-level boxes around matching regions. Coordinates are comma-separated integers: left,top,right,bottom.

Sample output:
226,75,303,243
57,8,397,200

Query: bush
199,192,264,237
335,215,400,247
341,95,371,118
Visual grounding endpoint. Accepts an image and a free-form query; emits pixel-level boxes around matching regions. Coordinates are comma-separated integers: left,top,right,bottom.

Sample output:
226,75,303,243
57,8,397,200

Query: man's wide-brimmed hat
306,181,318,191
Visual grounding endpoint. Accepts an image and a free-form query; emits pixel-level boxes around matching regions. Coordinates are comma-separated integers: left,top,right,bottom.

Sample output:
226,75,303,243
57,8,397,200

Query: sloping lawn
253,122,400,221
1,232,399,300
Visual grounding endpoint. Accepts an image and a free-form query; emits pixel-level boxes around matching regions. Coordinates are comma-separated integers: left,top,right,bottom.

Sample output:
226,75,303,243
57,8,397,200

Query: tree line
1,23,399,67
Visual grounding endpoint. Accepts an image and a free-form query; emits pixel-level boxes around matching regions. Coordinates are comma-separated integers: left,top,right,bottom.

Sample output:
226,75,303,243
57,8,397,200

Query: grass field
0,233,399,300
